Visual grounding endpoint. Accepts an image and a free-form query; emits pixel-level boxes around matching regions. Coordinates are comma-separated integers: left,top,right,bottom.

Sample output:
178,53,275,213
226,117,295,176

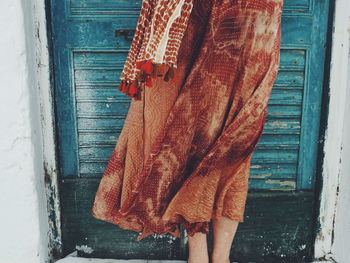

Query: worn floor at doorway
54,251,239,263
54,251,328,263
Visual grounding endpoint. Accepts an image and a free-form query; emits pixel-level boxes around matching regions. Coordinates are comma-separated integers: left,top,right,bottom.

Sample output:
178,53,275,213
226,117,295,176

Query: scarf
118,0,194,100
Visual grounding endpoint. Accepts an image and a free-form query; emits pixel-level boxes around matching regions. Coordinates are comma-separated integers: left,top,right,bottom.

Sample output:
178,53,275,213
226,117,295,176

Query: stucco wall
0,0,49,262
332,32,350,263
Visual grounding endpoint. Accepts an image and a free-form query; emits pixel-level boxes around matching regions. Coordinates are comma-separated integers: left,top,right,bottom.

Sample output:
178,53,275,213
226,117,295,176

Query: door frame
35,0,346,261
313,0,350,261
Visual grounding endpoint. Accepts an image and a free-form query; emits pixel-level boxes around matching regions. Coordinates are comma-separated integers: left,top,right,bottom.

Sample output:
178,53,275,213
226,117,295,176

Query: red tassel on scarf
129,80,138,97
140,59,153,75
118,60,178,101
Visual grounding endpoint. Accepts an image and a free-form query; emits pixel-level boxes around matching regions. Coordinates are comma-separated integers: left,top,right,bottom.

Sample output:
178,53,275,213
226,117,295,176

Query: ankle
187,232,209,263
188,254,209,263
211,252,230,263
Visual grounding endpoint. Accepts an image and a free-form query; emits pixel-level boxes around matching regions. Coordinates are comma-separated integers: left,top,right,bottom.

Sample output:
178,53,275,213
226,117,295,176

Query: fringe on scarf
118,59,178,100
117,0,194,101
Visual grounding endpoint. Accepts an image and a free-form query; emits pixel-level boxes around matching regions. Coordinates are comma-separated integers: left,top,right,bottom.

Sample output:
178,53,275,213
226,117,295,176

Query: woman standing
92,0,283,262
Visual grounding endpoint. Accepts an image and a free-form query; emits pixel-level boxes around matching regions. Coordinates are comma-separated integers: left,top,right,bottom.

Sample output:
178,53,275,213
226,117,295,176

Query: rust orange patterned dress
92,0,284,241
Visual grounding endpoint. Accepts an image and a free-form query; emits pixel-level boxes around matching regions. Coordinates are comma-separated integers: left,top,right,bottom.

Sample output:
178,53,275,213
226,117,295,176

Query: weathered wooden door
49,0,331,261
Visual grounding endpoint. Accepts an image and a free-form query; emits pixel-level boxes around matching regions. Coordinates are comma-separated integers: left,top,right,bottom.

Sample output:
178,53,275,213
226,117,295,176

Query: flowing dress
92,0,284,241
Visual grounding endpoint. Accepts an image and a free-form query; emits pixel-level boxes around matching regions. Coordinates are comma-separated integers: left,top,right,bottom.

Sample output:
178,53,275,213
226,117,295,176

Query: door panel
50,0,330,261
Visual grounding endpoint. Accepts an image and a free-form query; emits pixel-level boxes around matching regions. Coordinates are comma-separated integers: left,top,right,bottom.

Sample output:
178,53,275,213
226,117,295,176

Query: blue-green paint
50,0,329,190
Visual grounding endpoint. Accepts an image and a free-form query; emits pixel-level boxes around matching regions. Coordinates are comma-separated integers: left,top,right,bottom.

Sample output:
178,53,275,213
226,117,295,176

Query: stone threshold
54,251,333,263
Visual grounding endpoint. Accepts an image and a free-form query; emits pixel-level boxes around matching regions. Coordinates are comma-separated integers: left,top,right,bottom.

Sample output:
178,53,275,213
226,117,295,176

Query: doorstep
54,251,333,263
56,258,185,263
55,258,334,263
55,251,186,263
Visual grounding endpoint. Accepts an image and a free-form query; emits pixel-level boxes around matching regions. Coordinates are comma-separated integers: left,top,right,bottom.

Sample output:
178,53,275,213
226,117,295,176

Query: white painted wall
0,0,50,262
332,27,350,263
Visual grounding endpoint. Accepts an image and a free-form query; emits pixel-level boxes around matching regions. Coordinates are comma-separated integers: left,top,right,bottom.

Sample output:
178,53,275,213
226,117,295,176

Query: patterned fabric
118,0,194,100
92,0,284,241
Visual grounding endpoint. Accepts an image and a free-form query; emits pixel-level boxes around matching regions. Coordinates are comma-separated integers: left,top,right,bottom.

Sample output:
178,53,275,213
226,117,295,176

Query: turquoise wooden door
50,0,331,261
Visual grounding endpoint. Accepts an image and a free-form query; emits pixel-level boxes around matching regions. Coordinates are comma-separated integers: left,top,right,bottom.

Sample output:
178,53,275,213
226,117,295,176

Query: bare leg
187,232,209,263
211,216,239,263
